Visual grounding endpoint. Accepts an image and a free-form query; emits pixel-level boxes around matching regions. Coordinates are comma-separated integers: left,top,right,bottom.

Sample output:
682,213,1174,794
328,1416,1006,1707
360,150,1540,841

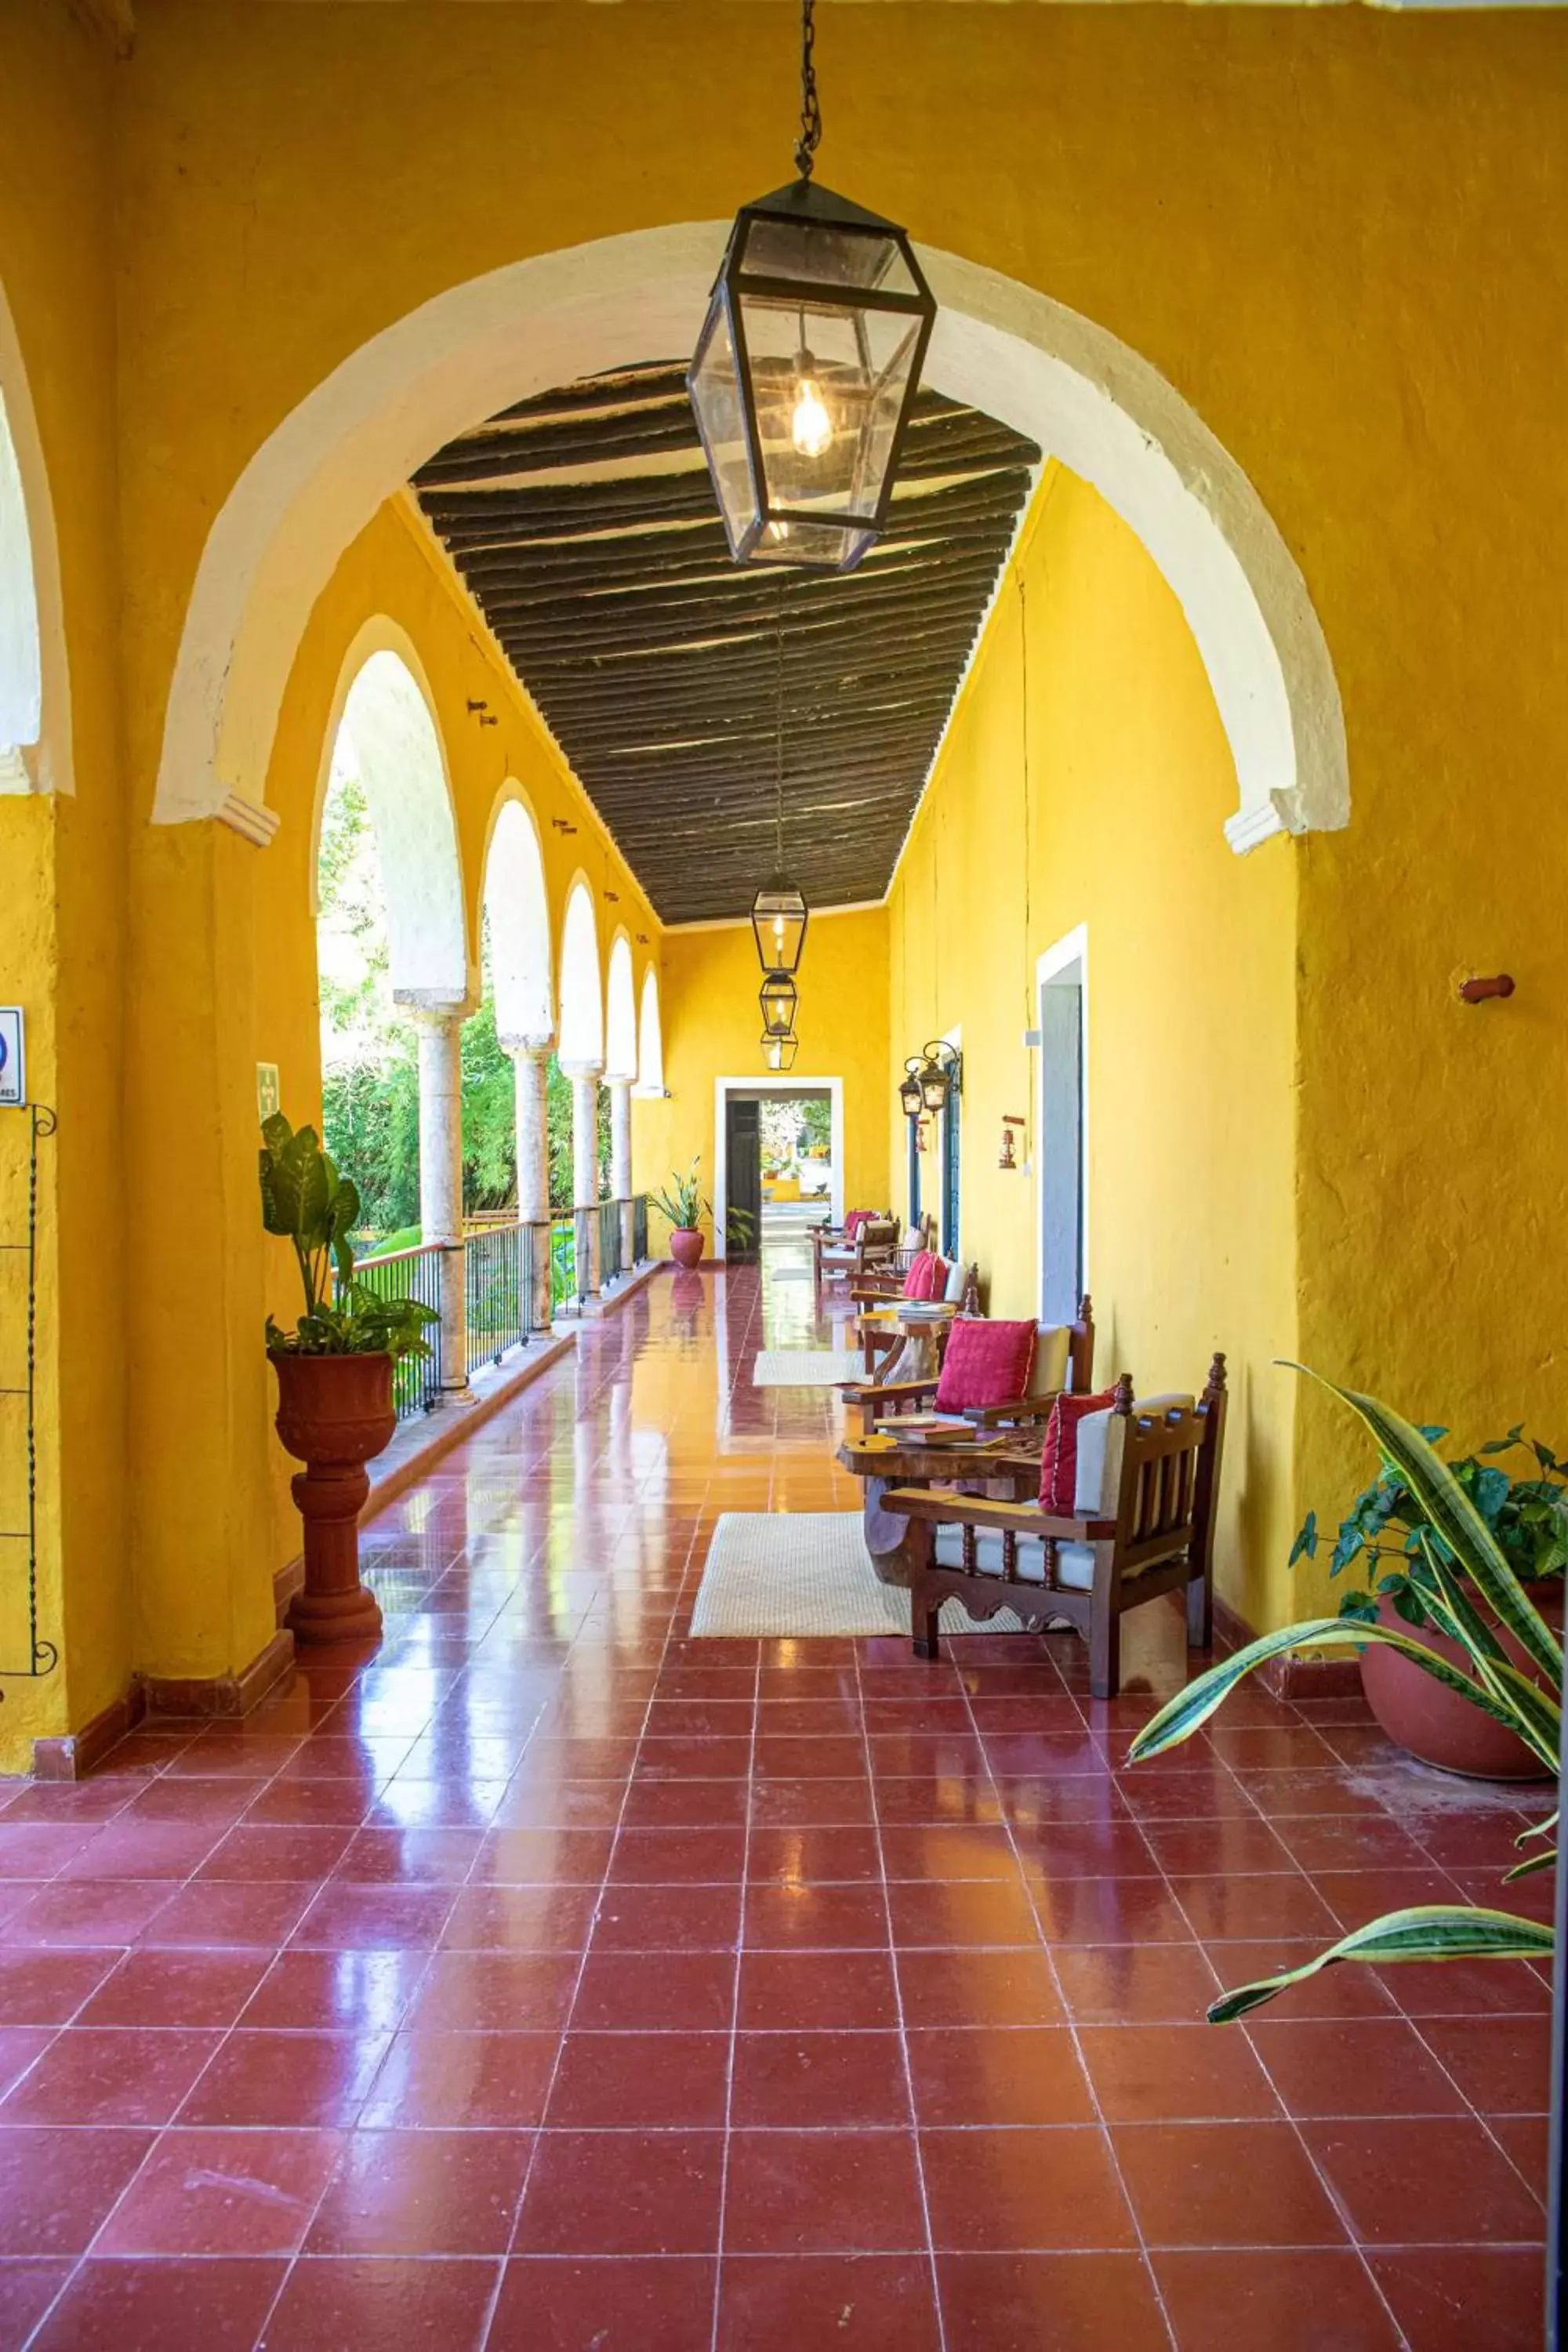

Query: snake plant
1130,1367,1559,2021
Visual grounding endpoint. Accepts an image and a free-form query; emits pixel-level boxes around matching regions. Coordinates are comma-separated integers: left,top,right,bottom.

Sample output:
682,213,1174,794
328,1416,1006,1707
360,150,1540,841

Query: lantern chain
794,0,822,182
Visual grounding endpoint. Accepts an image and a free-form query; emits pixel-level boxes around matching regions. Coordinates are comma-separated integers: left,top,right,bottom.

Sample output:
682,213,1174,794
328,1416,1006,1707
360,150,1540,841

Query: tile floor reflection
0,1240,1551,2347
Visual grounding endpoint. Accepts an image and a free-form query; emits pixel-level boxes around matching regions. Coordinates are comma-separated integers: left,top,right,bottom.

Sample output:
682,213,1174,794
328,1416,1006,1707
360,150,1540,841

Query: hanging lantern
687,0,937,574
916,1040,961,1116
998,1114,1025,1172
764,1029,800,1074
751,876,808,977
913,1116,928,1155
898,1067,924,1120
760,971,799,1040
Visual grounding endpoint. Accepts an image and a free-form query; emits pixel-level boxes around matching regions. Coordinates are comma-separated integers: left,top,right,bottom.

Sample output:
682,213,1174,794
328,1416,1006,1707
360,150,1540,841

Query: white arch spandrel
604,931,637,1083
325,638,466,1004
0,277,71,796
484,789,554,1047
557,877,604,1072
634,965,664,1097
151,223,1347,857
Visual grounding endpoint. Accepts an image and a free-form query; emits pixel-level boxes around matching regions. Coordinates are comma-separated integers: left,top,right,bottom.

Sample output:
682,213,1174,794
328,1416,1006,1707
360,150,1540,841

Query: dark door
942,1086,961,1258
724,1095,761,1261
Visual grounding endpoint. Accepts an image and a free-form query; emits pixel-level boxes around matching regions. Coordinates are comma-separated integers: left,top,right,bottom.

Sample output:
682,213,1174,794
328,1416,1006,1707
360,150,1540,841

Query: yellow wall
888,468,1298,1632
2,0,1567,1752
637,911,891,1247
0,2,126,1766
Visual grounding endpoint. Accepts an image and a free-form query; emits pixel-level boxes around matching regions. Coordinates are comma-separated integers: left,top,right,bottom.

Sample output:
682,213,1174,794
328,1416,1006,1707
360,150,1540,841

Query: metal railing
633,1193,648,1265
550,1216,579,1314
463,1220,526,1376
349,1242,444,1418
598,1198,624,1290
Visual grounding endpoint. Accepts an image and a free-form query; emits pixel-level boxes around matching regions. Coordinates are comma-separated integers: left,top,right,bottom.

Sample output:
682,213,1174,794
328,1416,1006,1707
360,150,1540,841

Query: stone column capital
397,989,478,1027
560,1059,605,1084
499,1034,555,1063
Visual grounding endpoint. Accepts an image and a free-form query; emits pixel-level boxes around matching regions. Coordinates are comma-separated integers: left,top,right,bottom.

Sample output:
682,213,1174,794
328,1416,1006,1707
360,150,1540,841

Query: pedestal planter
1359,1585,1563,1780
270,1350,396,1645
670,1228,706,1269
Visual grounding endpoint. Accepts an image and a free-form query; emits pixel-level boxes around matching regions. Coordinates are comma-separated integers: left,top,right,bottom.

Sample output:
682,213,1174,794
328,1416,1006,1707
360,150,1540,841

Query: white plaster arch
483,787,554,1047
604,929,638,1084
317,630,466,1003
151,223,1347,855
634,964,665,1098
557,875,604,1072
0,276,71,796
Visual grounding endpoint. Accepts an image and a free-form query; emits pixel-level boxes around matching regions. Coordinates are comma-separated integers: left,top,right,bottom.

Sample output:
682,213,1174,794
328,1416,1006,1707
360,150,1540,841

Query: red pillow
902,1250,947,1302
844,1209,873,1240
1038,1388,1120,1512
935,1319,1037,1412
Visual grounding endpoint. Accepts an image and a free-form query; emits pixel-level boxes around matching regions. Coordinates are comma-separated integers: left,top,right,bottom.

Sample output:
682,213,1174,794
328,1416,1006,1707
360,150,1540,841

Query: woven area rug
751,1348,862,1388
690,1512,1031,1639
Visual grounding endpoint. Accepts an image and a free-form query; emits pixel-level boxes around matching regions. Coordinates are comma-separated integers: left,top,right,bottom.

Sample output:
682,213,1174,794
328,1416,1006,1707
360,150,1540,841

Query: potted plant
648,1159,754,1269
1131,1369,1557,2022
1291,1421,1568,1777
260,1112,437,1643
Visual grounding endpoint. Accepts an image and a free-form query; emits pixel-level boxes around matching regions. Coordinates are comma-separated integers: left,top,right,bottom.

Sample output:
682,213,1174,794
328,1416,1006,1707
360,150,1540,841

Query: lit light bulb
790,365,833,459
767,1041,782,1071
772,916,786,950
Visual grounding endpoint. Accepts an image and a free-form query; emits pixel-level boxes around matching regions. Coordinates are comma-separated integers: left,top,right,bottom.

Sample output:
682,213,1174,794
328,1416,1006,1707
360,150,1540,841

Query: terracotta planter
1359,1584,1563,1781
270,1350,396,1645
670,1228,705,1269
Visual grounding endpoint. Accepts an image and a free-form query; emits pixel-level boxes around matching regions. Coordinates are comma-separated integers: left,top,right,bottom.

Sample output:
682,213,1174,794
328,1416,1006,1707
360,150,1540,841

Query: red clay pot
270,1350,396,1645
669,1228,706,1269
1359,1584,1563,1781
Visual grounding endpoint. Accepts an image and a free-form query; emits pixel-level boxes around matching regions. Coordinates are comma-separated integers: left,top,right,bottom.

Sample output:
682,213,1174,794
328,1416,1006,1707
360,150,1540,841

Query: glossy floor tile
0,1237,1550,2347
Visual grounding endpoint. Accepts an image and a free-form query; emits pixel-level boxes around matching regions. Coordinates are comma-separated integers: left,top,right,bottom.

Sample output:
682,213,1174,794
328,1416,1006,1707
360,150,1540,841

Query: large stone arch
604,929,637,1085
634,964,664,1098
0,274,70,797
314,624,466,1004
557,874,604,1072
151,223,1346,859
482,786,554,1048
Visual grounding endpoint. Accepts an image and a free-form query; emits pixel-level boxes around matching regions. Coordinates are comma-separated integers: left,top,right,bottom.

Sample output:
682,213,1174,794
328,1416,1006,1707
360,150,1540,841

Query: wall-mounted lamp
1458,974,1515,1004
908,1040,962,1116
998,1114,1025,1171
898,1069,924,1120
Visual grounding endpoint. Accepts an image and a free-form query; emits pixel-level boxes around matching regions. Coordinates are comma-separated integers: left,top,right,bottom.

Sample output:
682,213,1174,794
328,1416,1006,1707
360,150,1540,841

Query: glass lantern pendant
688,0,937,575
764,1029,800,1074
760,971,799,1040
751,876,808,977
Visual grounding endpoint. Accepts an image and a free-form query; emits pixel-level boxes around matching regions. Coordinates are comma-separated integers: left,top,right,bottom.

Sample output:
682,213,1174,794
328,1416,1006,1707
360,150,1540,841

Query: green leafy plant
648,1158,754,1247
260,1112,438,1360
1131,1367,1558,2021
1293,1422,1568,1629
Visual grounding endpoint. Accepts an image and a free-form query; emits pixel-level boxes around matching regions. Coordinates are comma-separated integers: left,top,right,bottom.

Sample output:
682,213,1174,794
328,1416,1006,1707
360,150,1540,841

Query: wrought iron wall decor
0,1103,59,1680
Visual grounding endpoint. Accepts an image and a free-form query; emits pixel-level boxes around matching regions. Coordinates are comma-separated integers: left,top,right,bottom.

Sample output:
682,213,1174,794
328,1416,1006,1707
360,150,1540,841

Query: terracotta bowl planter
669,1228,706,1269
270,1350,397,1645
1359,1584,1564,1781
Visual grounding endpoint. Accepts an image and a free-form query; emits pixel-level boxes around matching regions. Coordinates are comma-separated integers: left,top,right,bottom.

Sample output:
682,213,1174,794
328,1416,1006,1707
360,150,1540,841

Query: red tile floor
0,1243,1552,2347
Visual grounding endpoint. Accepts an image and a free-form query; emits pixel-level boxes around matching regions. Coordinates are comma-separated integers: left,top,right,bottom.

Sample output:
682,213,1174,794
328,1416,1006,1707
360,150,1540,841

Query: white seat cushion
942,1258,969,1304
1027,1323,1072,1398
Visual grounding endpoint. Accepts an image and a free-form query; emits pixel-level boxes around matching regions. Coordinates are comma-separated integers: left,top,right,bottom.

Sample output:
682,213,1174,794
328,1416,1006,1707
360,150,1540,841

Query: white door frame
712,1075,845,1259
1036,927,1090,1320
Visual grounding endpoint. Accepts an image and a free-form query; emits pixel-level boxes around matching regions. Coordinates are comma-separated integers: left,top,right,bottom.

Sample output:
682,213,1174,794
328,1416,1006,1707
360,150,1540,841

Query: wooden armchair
812,1214,900,1287
848,1214,938,1306
846,1294,1094,1439
879,1355,1229,1698
851,1256,978,1383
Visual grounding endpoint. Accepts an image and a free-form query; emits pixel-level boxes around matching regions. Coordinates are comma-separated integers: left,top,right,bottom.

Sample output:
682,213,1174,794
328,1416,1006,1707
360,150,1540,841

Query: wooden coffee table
837,1425,1043,1588
853,1301,957,1384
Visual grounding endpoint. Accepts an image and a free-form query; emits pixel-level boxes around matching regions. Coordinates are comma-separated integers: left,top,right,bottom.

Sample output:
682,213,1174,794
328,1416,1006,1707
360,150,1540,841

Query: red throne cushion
935,1318,1037,1412
1038,1388,1120,1512
903,1250,948,1301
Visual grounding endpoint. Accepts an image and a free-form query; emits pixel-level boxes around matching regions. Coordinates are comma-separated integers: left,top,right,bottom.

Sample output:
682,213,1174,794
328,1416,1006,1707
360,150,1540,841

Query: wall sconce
1458,974,1515,1004
898,1069,924,1119
998,1114,1025,1171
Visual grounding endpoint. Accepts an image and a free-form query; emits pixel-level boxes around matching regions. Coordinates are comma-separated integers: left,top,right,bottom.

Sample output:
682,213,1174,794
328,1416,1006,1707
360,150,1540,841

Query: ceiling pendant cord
795,0,822,183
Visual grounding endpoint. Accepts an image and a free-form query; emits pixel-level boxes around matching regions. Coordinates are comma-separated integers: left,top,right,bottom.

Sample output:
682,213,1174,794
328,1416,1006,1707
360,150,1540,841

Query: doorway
1037,927,1088,1323
712,1075,845,1259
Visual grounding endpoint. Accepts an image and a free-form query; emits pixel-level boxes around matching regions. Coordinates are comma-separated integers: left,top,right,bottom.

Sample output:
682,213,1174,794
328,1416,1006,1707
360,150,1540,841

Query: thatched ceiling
414,362,1038,924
